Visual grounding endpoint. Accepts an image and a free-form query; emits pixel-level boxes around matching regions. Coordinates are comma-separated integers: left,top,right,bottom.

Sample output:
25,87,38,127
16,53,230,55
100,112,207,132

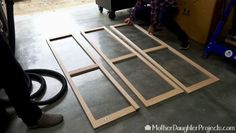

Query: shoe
180,39,190,50
28,113,63,129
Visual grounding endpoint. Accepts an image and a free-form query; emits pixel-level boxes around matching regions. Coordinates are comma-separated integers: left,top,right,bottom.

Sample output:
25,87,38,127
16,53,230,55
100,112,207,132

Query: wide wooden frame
81,27,183,107
46,34,139,129
110,23,219,93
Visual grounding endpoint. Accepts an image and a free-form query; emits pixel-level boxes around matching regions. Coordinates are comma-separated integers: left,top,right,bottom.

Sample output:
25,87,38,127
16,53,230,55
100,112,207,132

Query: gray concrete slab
4,3,236,133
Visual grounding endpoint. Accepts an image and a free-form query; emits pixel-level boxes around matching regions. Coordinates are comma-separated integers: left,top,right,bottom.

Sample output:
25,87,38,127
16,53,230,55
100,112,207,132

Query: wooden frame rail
47,34,139,128
81,27,183,107
110,23,219,93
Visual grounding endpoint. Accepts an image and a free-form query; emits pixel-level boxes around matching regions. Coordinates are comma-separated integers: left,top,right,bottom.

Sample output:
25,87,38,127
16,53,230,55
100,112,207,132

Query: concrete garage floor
14,0,93,15
5,4,236,133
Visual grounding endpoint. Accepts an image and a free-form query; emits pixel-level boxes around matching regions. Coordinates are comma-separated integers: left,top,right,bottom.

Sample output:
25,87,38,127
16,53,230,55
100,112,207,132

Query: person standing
124,0,190,50
0,31,63,130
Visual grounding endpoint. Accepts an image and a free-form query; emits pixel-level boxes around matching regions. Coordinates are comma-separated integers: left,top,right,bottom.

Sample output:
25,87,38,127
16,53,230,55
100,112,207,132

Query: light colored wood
84,26,104,33
68,64,99,77
103,27,182,90
146,89,182,107
82,27,183,107
185,78,218,93
72,34,140,110
103,27,184,105
131,24,219,91
143,46,167,53
47,35,139,129
111,45,166,64
134,24,219,81
81,31,149,107
111,24,219,93
110,25,187,89
47,38,97,128
112,23,128,28
95,106,135,128
111,53,137,64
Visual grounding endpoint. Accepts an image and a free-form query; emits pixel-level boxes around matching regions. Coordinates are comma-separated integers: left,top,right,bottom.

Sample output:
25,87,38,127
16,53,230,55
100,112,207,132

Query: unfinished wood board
81,27,183,107
47,34,139,128
68,64,99,77
110,23,219,93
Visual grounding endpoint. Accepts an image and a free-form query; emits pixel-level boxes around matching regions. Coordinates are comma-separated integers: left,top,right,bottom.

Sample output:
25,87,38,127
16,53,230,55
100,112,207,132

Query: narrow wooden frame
110,23,219,93
47,34,139,129
81,27,183,107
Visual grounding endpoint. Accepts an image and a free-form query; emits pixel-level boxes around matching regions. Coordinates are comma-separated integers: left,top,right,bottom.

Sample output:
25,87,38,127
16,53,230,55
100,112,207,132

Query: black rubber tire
25,69,68,105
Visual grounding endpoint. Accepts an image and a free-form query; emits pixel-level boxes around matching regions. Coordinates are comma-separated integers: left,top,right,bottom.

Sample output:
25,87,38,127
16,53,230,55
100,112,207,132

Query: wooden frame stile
46,34,139,129
110,23,219,93
81,27,183,107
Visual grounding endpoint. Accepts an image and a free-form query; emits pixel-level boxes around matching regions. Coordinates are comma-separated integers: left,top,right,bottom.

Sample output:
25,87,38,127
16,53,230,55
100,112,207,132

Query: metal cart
96,0,136,19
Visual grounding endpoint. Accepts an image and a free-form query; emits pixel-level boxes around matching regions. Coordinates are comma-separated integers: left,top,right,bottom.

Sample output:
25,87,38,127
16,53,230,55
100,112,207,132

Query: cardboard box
176,0,220,44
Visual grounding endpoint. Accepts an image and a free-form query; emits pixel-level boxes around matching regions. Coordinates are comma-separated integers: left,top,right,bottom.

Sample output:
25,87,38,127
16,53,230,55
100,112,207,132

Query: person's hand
124,18,134,25
148,25,155,35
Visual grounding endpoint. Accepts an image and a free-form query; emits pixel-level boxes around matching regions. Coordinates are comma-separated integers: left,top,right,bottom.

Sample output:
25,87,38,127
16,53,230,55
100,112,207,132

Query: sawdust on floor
14,0,94,15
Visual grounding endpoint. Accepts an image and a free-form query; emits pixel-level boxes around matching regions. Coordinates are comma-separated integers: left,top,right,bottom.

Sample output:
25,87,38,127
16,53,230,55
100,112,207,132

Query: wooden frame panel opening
47,34,139,128
110,23,219,93
81,27,183,107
